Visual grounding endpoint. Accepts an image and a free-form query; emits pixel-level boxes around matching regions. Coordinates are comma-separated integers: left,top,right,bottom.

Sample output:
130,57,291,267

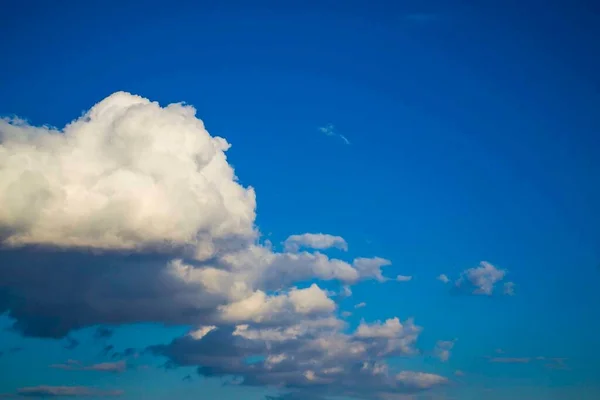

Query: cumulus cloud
355,302,367,309
283,233,348,253
0,92,447,399
455,262,507,295
151,314,437,399
396,275,412,282
438,262,512,296
0,93,256,258
433,340,455,362
14,385,123,397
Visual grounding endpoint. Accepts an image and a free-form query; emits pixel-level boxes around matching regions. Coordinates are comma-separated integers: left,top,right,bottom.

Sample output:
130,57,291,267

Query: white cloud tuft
283,233,348,252
437,274,450,283
318,123,350,145
434,340,456,362
396,275,412,282
456,261,506,295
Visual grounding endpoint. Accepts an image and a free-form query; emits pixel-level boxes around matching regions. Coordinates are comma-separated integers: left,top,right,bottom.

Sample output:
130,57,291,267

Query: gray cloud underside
0,92,453,399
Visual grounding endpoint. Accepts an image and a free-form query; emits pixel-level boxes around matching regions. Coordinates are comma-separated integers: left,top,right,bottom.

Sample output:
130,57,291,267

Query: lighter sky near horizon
0,1,599,399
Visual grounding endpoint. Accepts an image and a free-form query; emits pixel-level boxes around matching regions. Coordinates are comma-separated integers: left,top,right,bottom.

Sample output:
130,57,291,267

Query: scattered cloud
396,275,412,282
355,302,367,309
50,360,127,373
455,262,507,295
14,386,123,397
63,337,79,350
454,370,464,376
437,274,450,284
318,123,350,145
0,92,446,398
434,340,456,362
503,282,515,296
93,327,113,341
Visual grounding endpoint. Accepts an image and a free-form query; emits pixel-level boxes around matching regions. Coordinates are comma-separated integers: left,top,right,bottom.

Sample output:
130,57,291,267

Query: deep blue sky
1,1,599,399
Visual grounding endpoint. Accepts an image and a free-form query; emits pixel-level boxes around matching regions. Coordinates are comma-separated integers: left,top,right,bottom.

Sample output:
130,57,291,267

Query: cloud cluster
438,262,514,296
0,92,447,399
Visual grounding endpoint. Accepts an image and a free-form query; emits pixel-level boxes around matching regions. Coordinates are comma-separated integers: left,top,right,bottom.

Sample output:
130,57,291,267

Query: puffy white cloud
437,274,449,283
355,302,367,309
283,233,348,252
0,92,256,258
396,275,412,282
433,340,456,362
219,284,335,323
456,261,506,295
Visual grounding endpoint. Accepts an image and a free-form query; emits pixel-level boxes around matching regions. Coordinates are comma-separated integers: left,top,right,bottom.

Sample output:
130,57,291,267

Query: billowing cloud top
0,92,256,259
0,92,449,399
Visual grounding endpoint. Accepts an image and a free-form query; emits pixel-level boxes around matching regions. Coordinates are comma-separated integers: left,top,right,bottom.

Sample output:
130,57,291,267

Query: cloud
0,92,447,399
63,337,79,350
93,327,113,340
455,262,507,295
354,302,367,309
318,123,350,145
436,274,449,284
433,340,455,362
503,281,515,296
488,357,531,364
50,360,126,373
14,386,123,397
283,233,348,253
151,315,440,399
396,275,412,282
395,371,448,390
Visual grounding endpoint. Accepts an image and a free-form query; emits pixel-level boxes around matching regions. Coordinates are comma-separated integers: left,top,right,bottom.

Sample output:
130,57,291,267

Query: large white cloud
0,92,256,259
0,92,448,399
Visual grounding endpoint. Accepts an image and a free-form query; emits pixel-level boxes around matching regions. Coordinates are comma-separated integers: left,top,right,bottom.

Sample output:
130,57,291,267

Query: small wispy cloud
396,275,413,282
354,302,366,309
50,360,126,373
318,123,350,145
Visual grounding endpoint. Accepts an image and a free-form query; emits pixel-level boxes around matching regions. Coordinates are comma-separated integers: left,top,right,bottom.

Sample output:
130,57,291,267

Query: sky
0,0,599,399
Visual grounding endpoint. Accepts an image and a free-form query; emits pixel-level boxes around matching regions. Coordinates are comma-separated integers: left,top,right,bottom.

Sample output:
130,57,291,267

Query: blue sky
0,0,599,399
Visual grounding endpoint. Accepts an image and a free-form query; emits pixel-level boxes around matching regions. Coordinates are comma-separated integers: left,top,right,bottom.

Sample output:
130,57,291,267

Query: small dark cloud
182,374,192,382
101,345,114,357
63,337,79,350
111,348,137,360
93,327,113,341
